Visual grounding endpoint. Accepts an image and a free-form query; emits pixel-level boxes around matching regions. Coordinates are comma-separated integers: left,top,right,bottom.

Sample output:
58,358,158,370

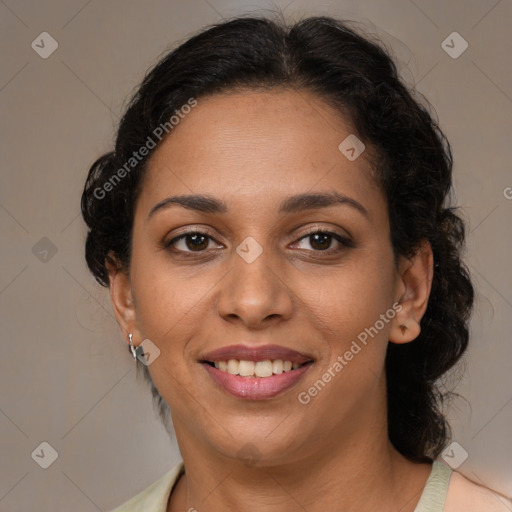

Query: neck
169,413,432,512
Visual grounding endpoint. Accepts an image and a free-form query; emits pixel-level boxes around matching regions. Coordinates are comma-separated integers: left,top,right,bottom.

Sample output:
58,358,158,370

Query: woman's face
117,88,419,466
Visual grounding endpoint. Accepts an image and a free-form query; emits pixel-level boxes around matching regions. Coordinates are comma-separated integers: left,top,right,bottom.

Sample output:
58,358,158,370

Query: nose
216,245,293,329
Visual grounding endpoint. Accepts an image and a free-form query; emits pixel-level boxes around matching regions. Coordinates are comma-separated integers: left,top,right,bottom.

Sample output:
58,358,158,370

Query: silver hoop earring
128,333,136,358
128,333,144,360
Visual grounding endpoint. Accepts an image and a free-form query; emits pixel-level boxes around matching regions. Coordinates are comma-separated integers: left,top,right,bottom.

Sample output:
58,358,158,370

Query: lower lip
202,362,313,400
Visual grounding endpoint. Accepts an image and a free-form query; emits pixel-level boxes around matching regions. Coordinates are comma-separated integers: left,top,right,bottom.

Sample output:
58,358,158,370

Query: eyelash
163,227,354,256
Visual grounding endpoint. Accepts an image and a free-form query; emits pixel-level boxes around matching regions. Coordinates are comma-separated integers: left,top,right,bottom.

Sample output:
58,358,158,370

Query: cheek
315,262,394,334
308,258,396,378
308,283,394,403
129,249,205,345
131,265,205,405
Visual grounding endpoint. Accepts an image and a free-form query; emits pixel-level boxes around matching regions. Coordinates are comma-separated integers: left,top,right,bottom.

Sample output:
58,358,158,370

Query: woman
81,14,509,512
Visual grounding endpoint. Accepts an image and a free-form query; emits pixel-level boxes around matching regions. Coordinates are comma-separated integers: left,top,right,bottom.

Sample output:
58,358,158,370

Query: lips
199,344,314,400
200,344,313,364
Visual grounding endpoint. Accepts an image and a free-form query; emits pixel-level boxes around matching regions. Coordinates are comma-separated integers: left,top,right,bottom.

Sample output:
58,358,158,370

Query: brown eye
308,232,332,251
294,229,354,254
184,233,209,251
165,231,220,253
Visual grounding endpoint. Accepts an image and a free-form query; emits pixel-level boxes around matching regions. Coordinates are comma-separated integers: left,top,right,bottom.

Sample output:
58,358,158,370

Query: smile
206,359,309,377
199,344,314,400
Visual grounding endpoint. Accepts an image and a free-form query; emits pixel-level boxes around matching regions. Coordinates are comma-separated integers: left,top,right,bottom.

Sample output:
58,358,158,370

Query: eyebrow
147,191,370,221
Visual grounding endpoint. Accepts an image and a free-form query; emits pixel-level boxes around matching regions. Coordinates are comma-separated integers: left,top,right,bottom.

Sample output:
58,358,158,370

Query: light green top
414,461,452,511
110,459,452,512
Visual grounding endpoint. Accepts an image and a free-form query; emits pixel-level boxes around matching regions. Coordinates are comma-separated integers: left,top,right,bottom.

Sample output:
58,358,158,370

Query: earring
399,324,408,335
128,333,137,358
128,333,145,360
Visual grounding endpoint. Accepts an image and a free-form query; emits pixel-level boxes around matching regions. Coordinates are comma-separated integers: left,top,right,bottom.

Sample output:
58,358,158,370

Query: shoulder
109,461,184,512
444,469,511,512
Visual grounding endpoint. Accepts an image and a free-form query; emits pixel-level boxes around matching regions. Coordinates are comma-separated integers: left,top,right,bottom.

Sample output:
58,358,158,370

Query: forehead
138,88,383,215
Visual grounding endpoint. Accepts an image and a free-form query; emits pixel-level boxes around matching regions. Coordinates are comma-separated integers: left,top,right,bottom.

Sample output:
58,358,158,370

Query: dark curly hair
81,14,474,463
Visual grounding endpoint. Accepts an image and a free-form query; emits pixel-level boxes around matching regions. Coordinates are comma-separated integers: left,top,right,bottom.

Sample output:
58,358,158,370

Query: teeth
212,359,304,377
272,360,283,374
227,359,239,375
255,360,273,377
239,360,255,376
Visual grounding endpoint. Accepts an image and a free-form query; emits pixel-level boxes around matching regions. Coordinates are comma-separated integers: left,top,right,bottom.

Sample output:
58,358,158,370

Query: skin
107,88,436,511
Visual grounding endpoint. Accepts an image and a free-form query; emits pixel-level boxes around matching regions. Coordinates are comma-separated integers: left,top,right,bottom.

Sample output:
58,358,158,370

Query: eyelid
296,224,350,239
293,224,354,245
292,226,354,250
163,226,222,249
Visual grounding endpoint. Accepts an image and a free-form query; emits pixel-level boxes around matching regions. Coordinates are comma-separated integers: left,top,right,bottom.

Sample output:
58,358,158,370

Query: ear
105,251,141,348
389,239,434,344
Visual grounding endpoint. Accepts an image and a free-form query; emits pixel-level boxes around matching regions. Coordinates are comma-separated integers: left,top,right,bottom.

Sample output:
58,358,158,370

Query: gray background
0,0,511,510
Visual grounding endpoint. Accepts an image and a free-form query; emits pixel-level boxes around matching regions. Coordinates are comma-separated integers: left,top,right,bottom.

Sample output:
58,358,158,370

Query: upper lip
200,344,314,364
